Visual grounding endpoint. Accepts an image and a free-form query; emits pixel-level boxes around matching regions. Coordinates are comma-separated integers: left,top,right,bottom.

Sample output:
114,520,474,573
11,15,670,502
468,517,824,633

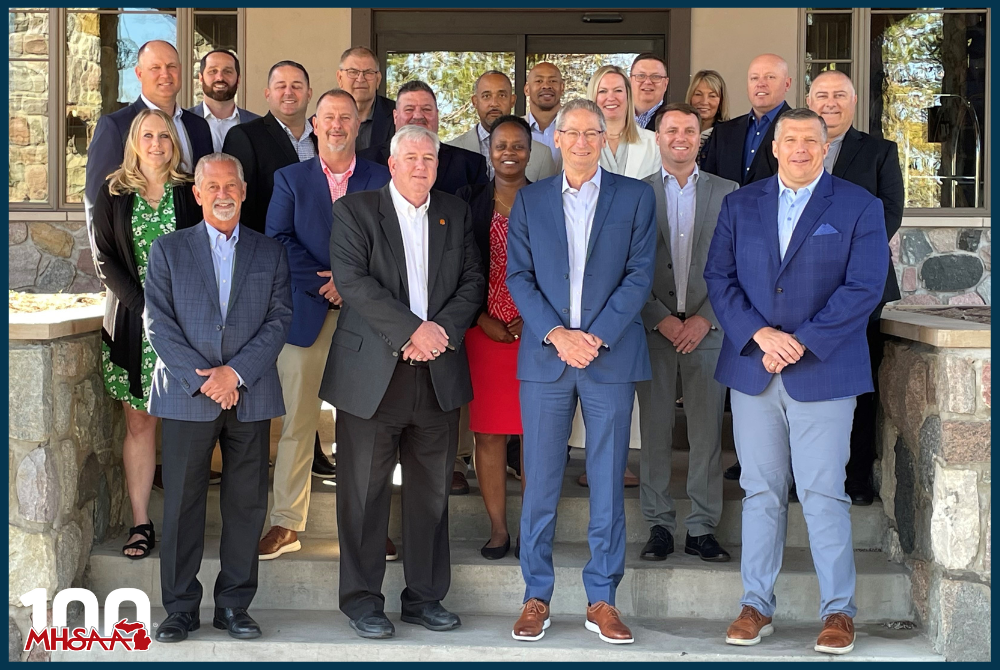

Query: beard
212,199,238,221
203,82,237,103
325,139,350,153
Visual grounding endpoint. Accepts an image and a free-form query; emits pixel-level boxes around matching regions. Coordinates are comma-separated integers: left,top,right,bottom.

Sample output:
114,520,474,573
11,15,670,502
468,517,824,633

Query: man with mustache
259,90,389,562
144,153,293,643
523,62,565,163
336,46,396,152
448,70,556,182
189,49,260,152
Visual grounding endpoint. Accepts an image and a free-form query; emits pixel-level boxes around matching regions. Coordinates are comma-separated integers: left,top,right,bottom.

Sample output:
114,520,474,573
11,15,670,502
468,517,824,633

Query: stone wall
877,335,991,661
892,228,992,306
9,218,102,294
8,330,126,662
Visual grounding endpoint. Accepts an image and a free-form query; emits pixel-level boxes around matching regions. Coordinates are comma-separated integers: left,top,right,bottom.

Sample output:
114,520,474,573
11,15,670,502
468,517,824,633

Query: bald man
701,53,792,185
807,70,904,506
522,62,565,163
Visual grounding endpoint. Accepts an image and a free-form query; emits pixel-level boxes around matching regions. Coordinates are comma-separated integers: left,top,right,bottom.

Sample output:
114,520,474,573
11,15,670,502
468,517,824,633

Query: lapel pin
439,218,446,226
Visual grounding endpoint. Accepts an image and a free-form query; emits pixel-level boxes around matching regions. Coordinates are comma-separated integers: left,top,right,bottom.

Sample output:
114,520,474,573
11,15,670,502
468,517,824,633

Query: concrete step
146,450,888,549
89,537,914,622
53,608,941,663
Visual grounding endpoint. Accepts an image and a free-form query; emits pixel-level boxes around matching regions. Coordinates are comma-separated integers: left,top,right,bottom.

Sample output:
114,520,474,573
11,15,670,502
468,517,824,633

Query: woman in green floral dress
92,109,202,559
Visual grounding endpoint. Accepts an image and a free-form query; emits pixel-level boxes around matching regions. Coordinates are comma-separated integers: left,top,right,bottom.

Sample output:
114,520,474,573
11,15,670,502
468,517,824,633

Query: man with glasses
630,54,670,132
336,46,396,152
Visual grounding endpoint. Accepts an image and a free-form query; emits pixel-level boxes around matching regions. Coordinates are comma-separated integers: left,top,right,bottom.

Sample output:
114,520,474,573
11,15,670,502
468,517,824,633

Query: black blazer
91,181,202,399
84,98,213,208
358,141,489,196
833,127,906,307
359,94,396,152
222,112,318,233
701,101,792,185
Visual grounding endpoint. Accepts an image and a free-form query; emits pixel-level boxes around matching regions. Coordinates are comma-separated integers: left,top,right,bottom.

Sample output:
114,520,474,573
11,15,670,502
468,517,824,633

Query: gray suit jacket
144,223,293,422
187,102,261,125
447,126,558,183
641,169,738,350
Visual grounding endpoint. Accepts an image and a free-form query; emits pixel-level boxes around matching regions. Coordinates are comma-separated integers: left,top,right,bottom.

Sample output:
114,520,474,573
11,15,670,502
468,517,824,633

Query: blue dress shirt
777,171,824,260
205,220,245,386
743,105,784,177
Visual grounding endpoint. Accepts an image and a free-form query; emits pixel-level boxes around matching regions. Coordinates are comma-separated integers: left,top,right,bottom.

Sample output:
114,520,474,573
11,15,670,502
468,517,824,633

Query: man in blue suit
260,89,390,561
144,153,293,643
506,98,656,645
704,108,888,656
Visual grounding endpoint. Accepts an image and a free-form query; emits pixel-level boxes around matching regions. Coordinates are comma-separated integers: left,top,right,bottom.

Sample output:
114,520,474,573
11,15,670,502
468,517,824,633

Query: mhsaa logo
20,588,152,652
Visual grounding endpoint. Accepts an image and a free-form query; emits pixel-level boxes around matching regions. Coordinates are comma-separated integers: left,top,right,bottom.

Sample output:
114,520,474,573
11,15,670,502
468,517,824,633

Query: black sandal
122,522,155,560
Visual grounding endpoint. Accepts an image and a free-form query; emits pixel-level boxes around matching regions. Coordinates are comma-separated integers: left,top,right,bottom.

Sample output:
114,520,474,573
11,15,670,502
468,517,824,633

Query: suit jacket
832,127,905,306
144,224,293,422
506,170,657,384
222,112,318,233
704,172,889,402
600,128,661,180
265,156,390,348
640,170,738,351
701,101,792,185
84,98,213,208
447,126,558,183
319,185,485,419
358,141,489,196
187,102,261,125
359,94,396,152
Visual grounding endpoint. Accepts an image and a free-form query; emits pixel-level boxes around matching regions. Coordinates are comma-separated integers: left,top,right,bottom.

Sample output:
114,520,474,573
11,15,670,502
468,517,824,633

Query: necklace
494,193,512,212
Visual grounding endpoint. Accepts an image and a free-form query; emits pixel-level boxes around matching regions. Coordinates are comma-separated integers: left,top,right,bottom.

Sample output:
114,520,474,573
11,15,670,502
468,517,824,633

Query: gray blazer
187,102,261,125
144,224,293,422
447,126,558,183
641,169,738,350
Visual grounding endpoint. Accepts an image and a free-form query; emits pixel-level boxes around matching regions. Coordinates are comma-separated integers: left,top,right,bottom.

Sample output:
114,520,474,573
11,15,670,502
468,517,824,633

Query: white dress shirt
562,167,602,329
202,103,240,152
777,170,825,260
389,180,431,320
662,165,699,313
205,220,244,386
141,94,192,172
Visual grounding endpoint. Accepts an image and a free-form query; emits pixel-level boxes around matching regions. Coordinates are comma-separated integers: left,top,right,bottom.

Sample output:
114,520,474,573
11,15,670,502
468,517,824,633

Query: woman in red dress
458,115,533,560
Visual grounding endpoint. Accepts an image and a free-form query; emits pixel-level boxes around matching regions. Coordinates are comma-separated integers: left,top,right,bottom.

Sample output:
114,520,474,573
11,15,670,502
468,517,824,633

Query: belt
676,311,687,320
399,357,429,368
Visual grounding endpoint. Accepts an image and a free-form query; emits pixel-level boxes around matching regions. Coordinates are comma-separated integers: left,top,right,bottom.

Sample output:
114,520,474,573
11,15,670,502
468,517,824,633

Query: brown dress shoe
451,471,470,495
386,537,398,561
585,601,633,644
815,613,855,655
258,526,300,560
512,598,550,641
725,605,774,646
578,468,639,488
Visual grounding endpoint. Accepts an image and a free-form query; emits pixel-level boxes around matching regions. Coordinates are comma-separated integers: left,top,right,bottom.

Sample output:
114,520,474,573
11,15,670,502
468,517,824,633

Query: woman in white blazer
587,65,660,180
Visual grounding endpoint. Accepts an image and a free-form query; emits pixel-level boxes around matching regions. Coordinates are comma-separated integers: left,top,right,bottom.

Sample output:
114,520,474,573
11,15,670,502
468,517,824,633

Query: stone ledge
9,304,104,341
881,307,991,348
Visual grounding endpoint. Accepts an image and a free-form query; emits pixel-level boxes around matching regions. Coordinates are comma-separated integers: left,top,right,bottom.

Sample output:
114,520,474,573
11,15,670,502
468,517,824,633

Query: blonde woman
685,70,730,164
92,108,202,559
587,65,659,179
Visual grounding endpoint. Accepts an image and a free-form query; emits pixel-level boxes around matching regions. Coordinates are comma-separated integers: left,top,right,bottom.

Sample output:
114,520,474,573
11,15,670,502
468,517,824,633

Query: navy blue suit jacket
704,172,889,402
265,156,390,347
506,170,656,384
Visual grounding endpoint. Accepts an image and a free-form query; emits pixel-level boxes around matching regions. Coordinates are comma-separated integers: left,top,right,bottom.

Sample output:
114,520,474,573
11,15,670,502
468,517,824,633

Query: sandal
122,522,155,560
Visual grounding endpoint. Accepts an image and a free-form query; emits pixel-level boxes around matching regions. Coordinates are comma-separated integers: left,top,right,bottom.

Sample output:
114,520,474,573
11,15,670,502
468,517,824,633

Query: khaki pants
454,404,474,474
271,310,339,531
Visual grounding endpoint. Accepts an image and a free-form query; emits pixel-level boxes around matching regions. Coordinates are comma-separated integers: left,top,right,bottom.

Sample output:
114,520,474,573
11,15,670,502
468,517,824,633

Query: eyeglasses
556,129,604,143
340,68,379,80
631,73,667,84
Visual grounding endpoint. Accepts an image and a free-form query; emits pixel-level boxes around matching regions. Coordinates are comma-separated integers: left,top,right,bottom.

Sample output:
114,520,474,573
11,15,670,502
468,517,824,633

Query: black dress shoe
846,479,874,506
684,532,732,562
213,607,261,640
481,534,511,560
312,434,336,478
640,525,674,561
514,536,521,560
349,611,395,639
723,461,742,481
400,602,462,631
155,611,199,643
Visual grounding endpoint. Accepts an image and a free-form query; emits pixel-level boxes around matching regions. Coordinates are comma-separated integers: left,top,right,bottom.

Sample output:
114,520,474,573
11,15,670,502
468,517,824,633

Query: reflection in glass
804,62,852,93
527,53,638,104
9,60,49,203
806,12,852,62
870,11,986,208
65,10,177,203
386,51,515,142
192,13,238,106
9,11,49,59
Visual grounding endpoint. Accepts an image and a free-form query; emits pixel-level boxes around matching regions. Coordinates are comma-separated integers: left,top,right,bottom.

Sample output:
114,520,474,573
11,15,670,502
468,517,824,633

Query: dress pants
160,409,270,614
336,362,460,620
520,367,634,606
731,375,858,620
453,404,474,475
847,310,884,485
637,343,725,536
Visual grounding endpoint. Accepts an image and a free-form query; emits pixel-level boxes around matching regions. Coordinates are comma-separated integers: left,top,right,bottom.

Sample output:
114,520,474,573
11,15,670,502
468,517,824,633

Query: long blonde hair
107,108,191,196
685,70,730,125
587,65,640,145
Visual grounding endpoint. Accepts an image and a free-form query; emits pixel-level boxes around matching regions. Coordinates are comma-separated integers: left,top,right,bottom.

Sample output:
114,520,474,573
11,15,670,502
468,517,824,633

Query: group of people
84,39,902,655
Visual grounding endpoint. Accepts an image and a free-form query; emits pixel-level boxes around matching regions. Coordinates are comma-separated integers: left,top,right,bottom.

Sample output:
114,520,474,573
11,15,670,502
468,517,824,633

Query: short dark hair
316,88,358,113
774,107,828,141
397,80,437,102
268,60,310,87
654,102,701,131
631,53,667,74
199,49,240,78
339,46,379,66
489,114,532,146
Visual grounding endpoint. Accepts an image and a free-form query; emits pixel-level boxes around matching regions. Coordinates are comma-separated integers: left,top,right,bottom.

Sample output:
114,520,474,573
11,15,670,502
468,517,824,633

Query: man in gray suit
188,49,261,152
448,70,557,183
637,103,738,563
144,153,292,643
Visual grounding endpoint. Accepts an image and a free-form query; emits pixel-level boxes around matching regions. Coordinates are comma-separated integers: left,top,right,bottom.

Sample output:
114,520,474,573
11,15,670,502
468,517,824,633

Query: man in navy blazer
144,153,292,643
704,109,888,655
260,89,390,562
506,99,655,645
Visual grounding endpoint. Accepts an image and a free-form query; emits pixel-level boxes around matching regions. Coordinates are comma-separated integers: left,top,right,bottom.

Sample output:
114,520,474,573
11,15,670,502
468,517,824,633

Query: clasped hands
478,313,523,344
753,326,806,375
549,326,603,369
655,314,712,354
195,365,240,410
403,321,450,362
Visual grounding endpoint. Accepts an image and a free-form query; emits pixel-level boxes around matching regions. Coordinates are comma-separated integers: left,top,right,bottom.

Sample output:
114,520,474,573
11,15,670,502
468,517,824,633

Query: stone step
89,537,915,622
53,608,941,663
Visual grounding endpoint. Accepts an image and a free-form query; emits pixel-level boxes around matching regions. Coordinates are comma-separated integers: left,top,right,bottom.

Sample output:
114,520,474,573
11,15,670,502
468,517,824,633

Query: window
9,9,50,204
192,8,238,107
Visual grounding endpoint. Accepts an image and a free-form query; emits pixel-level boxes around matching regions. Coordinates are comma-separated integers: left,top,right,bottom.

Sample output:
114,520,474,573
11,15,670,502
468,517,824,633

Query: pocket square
813,223,840,236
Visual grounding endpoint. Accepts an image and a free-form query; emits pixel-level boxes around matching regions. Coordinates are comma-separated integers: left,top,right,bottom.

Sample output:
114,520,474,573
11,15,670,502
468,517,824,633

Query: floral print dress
101,189,176,410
